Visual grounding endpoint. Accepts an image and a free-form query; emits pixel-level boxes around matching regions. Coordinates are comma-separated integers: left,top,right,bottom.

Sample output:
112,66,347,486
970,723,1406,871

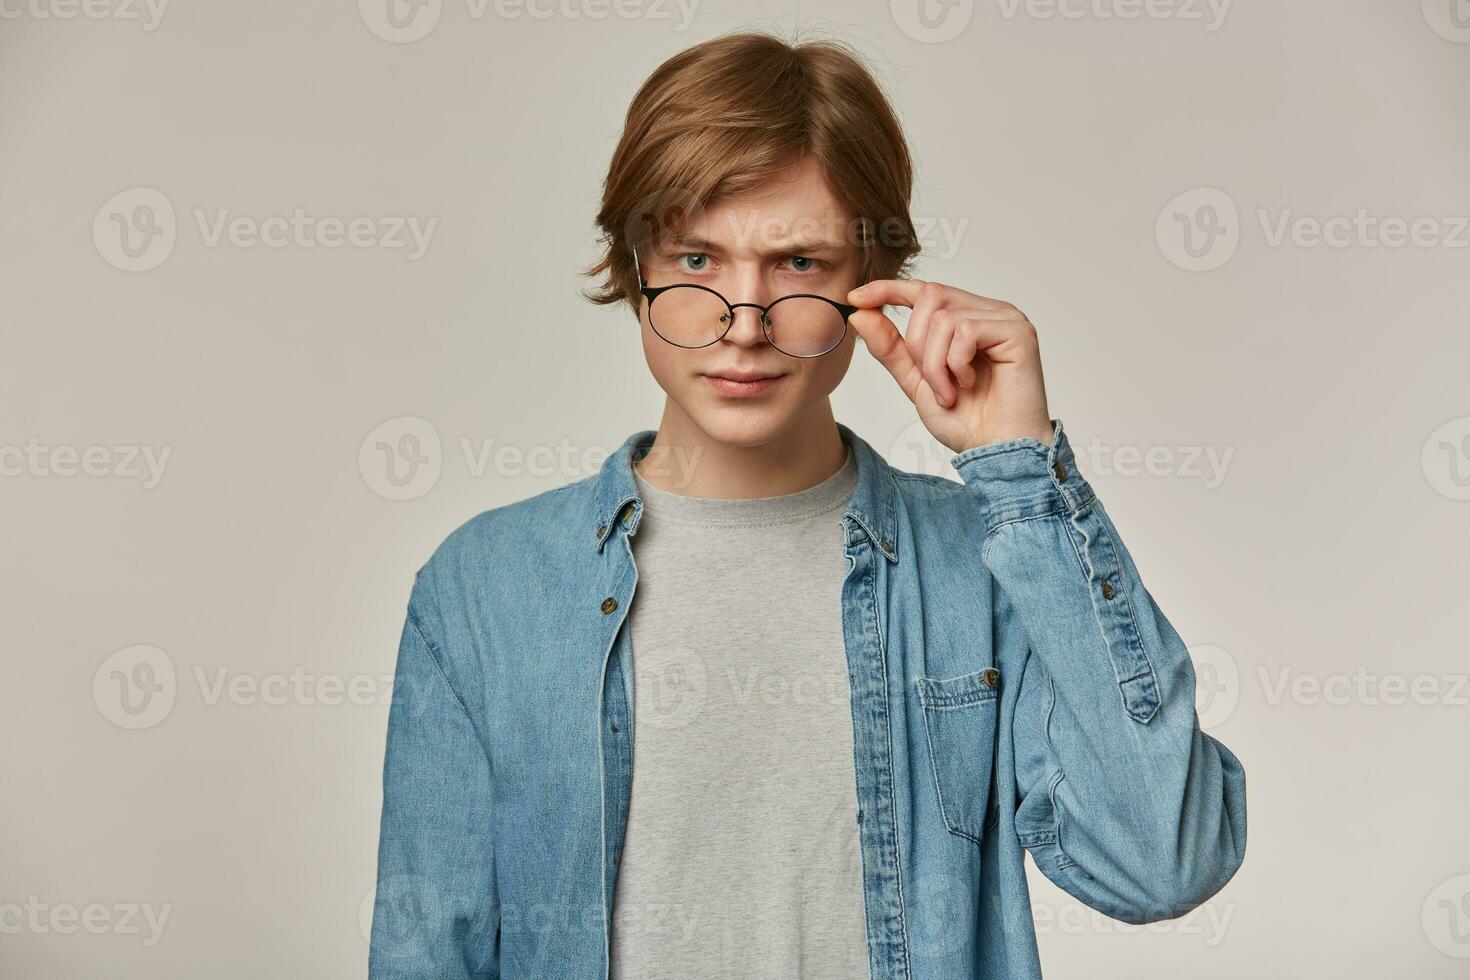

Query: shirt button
1052,462,1068,482
601,596,618,614
980,668,1000,689
1101,581,1116,600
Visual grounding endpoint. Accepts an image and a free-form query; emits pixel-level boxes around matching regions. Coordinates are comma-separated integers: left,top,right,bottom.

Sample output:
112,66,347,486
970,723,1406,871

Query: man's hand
847,278,1053,453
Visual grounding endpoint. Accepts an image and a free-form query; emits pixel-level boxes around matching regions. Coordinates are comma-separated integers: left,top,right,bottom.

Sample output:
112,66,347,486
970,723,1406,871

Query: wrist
954,421,1054,454
949,420,1093,529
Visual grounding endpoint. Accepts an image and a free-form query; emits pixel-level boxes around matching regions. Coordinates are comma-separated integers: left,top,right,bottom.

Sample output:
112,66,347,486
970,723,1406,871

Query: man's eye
677,253,709,272
788,256,817,272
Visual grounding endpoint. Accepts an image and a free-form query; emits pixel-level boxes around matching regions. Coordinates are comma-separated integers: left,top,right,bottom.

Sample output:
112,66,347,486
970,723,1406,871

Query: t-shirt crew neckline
630,442,858,529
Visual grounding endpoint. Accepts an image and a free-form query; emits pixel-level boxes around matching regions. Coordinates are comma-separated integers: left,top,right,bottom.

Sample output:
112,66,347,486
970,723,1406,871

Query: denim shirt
369,419,1247,979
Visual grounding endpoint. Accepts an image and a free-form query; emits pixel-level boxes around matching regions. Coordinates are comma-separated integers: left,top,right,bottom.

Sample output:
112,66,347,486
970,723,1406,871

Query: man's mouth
699,370,785,397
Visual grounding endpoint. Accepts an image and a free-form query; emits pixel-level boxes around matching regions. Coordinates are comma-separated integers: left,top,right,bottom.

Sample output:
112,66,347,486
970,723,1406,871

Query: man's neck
632,401,849,499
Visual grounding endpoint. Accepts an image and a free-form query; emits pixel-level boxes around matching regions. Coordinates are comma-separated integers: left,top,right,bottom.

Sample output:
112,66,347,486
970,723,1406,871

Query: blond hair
585,32,920,312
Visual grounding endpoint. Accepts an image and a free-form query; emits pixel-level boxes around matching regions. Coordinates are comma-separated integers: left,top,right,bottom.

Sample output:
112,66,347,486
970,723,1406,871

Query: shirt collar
591,422,899,562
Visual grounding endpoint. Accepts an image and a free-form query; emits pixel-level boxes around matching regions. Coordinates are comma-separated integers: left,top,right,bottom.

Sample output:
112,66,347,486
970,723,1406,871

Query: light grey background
2,0,1468,976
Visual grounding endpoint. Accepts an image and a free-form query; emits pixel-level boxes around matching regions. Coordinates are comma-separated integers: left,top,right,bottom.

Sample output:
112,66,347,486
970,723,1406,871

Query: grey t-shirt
608,445,869,980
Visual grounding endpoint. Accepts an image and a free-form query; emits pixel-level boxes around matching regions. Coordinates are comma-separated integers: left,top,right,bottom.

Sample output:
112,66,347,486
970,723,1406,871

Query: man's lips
699,371,785,397
701,370,784,382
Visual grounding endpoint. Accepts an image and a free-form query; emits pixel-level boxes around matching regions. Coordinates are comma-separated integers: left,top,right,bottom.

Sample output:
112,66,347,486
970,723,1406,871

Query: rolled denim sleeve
950,419,1246,923
369,573,499,978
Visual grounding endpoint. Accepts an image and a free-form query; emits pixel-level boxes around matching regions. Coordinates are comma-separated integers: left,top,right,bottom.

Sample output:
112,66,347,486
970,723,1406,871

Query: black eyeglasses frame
632,246,860,359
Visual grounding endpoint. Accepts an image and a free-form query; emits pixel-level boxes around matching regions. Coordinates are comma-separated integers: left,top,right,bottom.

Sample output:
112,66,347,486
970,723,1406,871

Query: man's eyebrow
658,235,850,255
660,235,719,253
769,238,848,255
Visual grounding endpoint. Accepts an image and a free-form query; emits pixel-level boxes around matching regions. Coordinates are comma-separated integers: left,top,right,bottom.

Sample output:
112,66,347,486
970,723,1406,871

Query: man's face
637,156,864,448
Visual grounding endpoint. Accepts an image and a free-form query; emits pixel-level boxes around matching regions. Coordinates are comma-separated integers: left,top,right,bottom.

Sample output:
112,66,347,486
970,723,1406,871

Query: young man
369,32,1246,980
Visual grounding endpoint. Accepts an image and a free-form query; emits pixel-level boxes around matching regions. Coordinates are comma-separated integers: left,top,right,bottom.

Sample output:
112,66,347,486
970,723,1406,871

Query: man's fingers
849,278,1013,312
848,307,923,403
923,308,960,406
948,317,1011,376
847,278,927,310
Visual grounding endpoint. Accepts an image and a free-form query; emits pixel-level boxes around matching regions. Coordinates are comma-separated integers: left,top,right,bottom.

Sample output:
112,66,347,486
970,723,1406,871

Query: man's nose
719,303,774,347
721,271,777,342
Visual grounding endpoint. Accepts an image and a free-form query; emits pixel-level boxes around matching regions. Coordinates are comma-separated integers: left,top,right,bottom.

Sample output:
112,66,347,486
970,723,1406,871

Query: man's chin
681,399,796,449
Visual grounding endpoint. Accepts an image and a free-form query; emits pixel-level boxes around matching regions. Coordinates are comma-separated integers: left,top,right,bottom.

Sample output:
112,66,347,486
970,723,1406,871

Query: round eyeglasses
633,247,858,358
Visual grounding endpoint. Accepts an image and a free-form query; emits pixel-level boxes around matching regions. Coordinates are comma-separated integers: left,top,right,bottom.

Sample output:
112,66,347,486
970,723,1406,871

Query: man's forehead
662,211,859,255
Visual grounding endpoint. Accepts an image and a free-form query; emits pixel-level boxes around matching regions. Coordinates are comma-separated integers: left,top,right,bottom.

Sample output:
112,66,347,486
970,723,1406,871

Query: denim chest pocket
915,668,1001,844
